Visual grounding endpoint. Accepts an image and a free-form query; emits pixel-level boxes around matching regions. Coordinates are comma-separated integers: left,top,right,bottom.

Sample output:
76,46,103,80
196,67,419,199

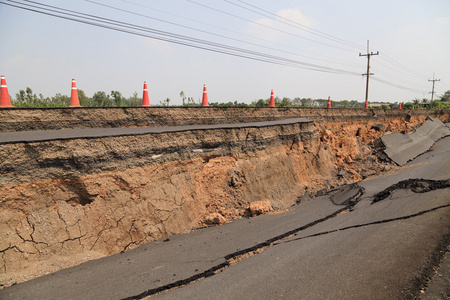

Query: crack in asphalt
122,202,359,299
122,178,449,299
276,204,450,245
372,178,450,204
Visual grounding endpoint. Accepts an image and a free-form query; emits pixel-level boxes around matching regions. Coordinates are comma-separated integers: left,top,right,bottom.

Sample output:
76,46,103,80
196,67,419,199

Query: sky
1,0,449,106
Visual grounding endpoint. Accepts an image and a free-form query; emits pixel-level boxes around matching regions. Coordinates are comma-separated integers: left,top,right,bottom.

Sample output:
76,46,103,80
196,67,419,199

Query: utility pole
359,40,379,109
428,73,440,102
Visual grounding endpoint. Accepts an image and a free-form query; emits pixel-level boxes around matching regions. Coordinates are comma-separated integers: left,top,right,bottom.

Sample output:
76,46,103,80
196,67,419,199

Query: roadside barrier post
0,75,13,107
269,89,275,107
202,84,209,107
69,79,81,107
141,81,151,107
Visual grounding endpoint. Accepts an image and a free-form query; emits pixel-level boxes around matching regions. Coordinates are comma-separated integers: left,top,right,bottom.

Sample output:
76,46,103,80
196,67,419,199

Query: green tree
302,98,313,107
125,91,141,107
340,100,350,108
77,89,90,107
439,90,450,102
349,100,360,108
92,91,111,107
14,87,39,107
180,91,186,106
51,93,70,106
431,100,441,109
111,90,124,107
15,89,26,104
159,97,170,106
291,97,302,107
277,97,291,107
315,99,328,108
253,98,268,107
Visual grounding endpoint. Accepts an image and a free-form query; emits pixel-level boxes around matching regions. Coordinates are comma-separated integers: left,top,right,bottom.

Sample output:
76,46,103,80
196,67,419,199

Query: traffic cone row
0,78,328,108
4,76,417,109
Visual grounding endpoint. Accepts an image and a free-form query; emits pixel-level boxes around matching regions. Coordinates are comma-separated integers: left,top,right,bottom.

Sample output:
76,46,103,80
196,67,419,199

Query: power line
193,0,428,81
371,59,428,81
118,0,360,67
1,0,429,97
186,0,358,52
225,0,365,51
370,68,428,91
0,0,361,75
376,53,428,79
371,77,427,94
87,0,361,69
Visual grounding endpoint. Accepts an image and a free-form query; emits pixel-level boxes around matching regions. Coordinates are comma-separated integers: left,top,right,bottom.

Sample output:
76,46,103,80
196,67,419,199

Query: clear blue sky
1,0,449,105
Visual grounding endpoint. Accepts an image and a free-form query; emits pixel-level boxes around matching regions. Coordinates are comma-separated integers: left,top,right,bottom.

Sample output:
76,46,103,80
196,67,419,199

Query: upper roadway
1,128,449,299
0,117,311,144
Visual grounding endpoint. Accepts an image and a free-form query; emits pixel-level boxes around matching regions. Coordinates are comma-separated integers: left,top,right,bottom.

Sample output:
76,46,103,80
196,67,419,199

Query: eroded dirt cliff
0,108,448,288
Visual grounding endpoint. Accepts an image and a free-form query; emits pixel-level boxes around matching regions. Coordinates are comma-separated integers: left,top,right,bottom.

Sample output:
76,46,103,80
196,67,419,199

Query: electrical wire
0,0,361,75
378,54,429,79
371,59,429,81
370,77,427,94
191,0,430,81
186,0,357,52
1,0,430,96
224,0,365,51
87,0,361,68
117,0,362,68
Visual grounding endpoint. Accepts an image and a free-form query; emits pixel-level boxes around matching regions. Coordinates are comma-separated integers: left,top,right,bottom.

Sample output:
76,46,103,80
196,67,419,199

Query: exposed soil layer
0,109,449,288
0,107,446,132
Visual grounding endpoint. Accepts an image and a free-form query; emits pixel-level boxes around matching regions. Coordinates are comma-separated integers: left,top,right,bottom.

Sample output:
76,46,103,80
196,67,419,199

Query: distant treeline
8,87,450,110
12,88,141,108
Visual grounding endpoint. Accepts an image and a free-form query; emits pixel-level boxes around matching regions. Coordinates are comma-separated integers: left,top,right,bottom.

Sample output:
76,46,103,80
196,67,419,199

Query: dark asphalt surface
153,137,450,300
381,117,450,165
1,137,449,299
0,117,312,144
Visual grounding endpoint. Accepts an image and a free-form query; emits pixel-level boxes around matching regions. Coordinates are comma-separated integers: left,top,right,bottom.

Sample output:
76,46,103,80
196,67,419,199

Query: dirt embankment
0,108,449,288
0,107,446,132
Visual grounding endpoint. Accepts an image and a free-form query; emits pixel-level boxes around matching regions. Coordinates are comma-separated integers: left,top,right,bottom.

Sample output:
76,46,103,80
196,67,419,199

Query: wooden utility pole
359,41,379,109
428,73,440,102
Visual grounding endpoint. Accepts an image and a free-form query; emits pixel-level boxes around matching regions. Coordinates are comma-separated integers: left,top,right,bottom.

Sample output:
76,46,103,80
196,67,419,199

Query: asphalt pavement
381,117,450,165
0,118,312,144
1,137,449,299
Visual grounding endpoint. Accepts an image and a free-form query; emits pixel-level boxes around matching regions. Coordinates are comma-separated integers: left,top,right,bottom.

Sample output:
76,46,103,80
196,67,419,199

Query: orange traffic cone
141,81,151,107
69,79,81,107
269,89,275,107
327,96,331,108
202,84,209,107
398,102,402,109
0,75,13,107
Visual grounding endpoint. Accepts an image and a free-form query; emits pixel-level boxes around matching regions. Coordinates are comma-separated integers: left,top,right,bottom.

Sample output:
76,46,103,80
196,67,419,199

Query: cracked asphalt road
0,118,312,144
1,137,449,300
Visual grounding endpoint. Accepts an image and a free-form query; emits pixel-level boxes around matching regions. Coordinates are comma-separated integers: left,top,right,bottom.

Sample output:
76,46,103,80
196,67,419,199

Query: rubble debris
371,124,386,132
